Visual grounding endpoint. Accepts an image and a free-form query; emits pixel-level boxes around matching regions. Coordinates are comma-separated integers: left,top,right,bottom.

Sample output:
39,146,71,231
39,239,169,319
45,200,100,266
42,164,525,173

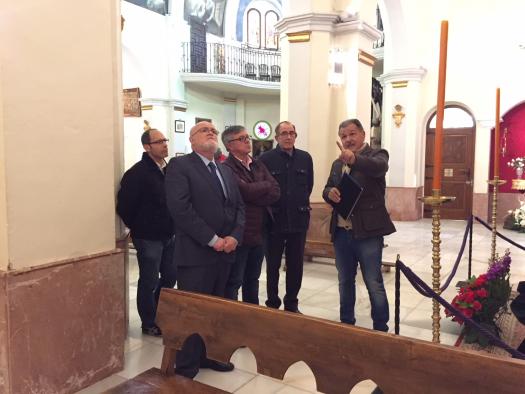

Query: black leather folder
335,173,363,220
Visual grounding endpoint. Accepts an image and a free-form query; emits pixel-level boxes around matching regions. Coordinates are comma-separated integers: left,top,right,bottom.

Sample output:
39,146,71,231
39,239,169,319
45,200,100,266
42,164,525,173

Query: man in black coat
259,121,313,313
322,118,396,332
116,129,176,337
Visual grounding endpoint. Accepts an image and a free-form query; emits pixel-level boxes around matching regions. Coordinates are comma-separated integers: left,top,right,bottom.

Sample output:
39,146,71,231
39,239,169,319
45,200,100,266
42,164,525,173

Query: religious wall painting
252,140,273,159
125,0,169,15
123,87,141,117
184,0,227,37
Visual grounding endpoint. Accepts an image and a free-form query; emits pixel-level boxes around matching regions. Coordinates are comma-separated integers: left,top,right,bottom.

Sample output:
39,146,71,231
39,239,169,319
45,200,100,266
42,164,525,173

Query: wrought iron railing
181,42,281,82
373,32,384,49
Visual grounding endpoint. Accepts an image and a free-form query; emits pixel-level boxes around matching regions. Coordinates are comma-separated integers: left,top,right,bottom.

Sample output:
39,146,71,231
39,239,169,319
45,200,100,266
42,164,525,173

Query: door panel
424,127,475,220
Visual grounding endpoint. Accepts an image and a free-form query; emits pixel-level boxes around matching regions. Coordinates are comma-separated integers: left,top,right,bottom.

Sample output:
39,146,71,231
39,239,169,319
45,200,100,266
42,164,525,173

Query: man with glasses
117,129,176,337
259,121,313,313
165,121,245,374
166,121,244,297
221,125,280,304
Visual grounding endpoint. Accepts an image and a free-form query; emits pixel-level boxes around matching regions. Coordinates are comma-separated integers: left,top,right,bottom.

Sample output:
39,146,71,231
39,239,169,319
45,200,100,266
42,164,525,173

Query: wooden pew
105,367,227,393
108,289,525,393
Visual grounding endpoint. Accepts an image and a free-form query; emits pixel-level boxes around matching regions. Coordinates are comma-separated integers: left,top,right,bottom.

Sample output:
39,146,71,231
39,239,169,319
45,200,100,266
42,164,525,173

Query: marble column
379,67,427,220
0,1,126,392
276,10,381,201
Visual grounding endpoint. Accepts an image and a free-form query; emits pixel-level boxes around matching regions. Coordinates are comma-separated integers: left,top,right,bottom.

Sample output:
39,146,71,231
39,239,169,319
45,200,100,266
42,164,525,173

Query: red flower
472,301,482,311
463,291,475,303
474,275,487,287
476,288,488,298
463,308,474,318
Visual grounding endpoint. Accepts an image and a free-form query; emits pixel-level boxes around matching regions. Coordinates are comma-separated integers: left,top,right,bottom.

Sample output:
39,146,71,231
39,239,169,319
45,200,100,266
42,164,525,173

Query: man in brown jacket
222,125,280,304
322,118,396,332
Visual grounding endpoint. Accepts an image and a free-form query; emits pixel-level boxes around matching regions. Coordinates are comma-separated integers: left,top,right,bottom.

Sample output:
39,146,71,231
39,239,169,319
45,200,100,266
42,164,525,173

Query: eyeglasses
278,131,296,138
149,138,169,145
196,127,219,135
229,135,251,143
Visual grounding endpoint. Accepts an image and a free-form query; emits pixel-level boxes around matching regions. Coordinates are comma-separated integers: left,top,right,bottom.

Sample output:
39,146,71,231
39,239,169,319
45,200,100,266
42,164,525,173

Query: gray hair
338,119,364,135
221,125,246,150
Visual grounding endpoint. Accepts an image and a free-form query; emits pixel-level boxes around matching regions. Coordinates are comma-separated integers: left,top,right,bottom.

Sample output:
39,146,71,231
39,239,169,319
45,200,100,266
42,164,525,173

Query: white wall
0,0,121,269
244,95,281,139
0,72,8,268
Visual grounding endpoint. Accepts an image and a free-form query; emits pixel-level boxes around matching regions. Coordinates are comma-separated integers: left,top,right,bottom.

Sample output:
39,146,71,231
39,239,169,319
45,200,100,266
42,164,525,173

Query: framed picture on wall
175,152,186,157
195,117,212,124
123,87,141,117
175,120,185,133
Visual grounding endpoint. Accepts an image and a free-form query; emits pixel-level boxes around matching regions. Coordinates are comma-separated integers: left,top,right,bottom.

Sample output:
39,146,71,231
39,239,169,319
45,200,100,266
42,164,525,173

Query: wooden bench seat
105,367,228,393
107,289,525,393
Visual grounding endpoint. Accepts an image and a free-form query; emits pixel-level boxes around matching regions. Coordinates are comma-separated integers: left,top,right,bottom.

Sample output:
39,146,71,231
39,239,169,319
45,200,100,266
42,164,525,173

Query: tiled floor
78,219,525,393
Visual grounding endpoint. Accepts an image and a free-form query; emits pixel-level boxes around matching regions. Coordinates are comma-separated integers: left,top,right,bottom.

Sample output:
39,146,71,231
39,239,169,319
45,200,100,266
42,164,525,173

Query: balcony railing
181,42,281,82
373,32,384,49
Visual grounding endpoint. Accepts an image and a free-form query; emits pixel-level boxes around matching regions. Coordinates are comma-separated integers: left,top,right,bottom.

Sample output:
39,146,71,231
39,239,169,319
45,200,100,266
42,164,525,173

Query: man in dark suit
116,128,176,337
165,121,245,297
165,120,245,375
322,118,396,332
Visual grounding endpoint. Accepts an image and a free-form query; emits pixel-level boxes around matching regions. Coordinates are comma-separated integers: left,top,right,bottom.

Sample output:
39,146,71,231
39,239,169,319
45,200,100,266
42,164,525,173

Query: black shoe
265,298,282,309
200,358,234,372
285,307,302,314
142,325,162,337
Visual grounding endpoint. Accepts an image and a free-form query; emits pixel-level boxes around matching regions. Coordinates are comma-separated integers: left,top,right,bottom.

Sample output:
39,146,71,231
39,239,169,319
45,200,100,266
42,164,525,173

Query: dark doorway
424,106,476,220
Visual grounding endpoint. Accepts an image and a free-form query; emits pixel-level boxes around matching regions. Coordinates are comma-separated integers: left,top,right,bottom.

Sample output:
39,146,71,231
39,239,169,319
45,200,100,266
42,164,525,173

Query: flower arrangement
507,202,525,233
446,251,512,346
507,157,525,169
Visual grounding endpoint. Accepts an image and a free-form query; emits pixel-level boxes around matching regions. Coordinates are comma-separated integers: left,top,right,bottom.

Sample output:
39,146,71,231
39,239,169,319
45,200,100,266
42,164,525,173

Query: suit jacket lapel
189,152,224,200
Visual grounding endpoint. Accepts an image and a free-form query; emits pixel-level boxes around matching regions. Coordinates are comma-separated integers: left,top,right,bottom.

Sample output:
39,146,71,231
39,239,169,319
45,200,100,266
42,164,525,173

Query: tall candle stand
419,190,455,343
488,177,506,263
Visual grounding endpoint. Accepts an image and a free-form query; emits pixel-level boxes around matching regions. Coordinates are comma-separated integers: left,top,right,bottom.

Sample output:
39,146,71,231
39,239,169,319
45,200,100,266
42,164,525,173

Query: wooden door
424,127,475,219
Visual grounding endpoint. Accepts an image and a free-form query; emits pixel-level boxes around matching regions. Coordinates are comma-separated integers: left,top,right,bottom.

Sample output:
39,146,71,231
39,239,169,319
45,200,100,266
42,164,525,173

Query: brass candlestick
488,177,506,263
419,189,455,343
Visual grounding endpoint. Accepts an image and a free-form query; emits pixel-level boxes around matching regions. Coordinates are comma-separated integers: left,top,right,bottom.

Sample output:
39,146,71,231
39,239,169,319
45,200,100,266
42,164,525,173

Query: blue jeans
133,237,177,328
333,228,389,331
225,244,264,304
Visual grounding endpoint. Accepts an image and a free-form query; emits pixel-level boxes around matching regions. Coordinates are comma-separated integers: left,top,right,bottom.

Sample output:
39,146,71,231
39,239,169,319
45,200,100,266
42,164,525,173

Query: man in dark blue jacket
260,121,313,313
116,129,176,337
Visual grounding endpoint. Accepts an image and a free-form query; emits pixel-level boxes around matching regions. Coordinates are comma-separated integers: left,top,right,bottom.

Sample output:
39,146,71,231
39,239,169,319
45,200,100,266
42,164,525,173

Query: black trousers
265,231,306,310
175,260,232,377
177,260,232,297
133,237,177,329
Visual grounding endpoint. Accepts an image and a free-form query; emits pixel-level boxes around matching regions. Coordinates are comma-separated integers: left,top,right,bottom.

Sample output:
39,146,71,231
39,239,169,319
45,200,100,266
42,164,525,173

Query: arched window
265,10,279,49
429,107,474,128
247,8,261,48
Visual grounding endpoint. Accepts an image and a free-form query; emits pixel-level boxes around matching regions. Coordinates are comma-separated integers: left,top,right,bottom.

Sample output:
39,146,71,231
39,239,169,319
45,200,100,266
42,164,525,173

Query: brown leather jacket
322,144,396,241
224,155,280,246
